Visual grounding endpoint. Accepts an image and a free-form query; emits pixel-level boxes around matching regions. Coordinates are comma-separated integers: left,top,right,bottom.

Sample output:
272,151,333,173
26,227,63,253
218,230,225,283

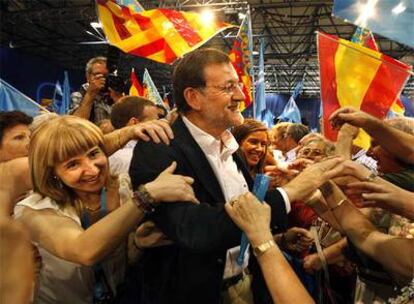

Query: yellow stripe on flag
149,10,193,56
335,41,382,109
335,39,383,150
98,5,123,42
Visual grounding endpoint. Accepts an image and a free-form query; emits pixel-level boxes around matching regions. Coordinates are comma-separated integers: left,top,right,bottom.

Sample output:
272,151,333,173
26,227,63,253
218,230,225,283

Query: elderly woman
14,116,197,303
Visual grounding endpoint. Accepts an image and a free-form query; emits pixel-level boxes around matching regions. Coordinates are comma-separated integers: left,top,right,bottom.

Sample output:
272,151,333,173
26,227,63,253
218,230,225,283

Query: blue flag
53,71,71,115
255,38,266,120
278,96,301,123
0,78,42,117
292,80,304,100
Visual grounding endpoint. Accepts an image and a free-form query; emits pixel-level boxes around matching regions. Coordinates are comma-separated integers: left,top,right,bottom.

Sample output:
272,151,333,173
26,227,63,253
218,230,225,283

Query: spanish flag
97,0,234,64
229,13,253,112
318,32,412,149
129,68,144,96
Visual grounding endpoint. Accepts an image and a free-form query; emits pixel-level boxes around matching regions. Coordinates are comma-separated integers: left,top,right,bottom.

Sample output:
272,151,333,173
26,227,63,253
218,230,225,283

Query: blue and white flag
255,38,266,120
278,96,301,123
143,68,163,106
52,71,71,114
0,78,43,116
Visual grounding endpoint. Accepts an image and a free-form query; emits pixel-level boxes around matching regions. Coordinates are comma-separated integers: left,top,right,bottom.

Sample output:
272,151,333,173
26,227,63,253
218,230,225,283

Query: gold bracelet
329,198,347,212
253,239,276,257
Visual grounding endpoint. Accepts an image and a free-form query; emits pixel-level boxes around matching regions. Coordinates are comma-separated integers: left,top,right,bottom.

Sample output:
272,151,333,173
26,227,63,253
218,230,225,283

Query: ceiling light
200,10,215,24
392,2,406,15
90,22,102,28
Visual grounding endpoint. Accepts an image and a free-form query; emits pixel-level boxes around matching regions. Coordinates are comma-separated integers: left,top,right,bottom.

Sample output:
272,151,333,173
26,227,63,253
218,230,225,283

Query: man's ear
183,87,202,111
127,117,140,126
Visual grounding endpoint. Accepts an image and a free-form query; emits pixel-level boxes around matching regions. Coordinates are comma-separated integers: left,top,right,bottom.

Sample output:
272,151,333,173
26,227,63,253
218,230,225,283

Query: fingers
157,119,174,139
160,161,177,175
146,127,163,144
134,128,151,142
347,181,384,193
134,120,174,145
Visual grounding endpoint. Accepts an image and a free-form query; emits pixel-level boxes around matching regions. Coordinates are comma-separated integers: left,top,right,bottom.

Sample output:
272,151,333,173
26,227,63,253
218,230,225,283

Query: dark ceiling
1,0,413,97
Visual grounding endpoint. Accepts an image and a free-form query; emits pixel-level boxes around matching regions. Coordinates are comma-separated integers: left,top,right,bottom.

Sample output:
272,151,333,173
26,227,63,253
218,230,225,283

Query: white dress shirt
182,116,291,279
109,140,137,176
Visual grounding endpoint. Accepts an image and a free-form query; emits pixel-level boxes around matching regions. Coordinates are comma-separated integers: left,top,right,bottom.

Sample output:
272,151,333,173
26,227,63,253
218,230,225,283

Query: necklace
84,204,102,212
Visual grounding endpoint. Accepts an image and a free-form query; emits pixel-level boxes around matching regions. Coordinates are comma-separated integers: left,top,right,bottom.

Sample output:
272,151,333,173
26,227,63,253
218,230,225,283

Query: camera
103,73,125,94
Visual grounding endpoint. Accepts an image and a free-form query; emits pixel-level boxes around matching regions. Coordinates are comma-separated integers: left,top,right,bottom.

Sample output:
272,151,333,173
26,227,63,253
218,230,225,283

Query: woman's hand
224,192,273,246
144,161,199,204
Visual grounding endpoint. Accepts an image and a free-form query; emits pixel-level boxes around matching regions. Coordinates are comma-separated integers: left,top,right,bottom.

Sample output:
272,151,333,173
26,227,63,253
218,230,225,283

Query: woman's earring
53,176,63,189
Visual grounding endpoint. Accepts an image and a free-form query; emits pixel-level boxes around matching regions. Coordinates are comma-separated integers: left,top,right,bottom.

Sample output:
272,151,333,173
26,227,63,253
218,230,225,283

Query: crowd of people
0,48,413,304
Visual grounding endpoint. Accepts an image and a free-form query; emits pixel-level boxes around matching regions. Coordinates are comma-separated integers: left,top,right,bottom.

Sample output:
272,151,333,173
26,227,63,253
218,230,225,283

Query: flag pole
247,5,256,118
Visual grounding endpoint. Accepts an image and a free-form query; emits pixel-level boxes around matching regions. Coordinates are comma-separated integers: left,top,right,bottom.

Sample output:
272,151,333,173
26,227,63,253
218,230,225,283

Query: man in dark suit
129,48,317,304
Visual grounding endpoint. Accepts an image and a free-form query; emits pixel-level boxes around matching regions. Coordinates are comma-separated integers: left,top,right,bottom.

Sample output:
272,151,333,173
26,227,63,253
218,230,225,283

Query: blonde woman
14,116,197,303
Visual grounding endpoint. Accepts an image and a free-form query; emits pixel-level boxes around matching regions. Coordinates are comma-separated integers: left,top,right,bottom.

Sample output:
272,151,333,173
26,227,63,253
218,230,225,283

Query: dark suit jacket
129,116,288,304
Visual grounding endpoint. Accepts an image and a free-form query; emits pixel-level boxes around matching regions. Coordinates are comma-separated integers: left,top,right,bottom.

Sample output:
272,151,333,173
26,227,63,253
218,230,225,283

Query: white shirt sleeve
276,187,291,214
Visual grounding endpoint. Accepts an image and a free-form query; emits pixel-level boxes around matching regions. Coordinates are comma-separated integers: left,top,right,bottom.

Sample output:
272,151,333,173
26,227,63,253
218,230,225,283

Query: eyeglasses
203,82,244,95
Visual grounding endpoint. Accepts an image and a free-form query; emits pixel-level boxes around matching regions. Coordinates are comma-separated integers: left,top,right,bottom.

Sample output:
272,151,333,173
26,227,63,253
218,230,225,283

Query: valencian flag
143,69,163,106
229,12,253,112
97,0,235,64
318,32,412,149
129,68,144,96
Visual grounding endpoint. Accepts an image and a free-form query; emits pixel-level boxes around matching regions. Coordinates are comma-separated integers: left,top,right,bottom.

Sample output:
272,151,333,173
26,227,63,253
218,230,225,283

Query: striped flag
318,32,412,149
129,68,144,96
351,28,405,115
97,0,235,64
229,12,253,112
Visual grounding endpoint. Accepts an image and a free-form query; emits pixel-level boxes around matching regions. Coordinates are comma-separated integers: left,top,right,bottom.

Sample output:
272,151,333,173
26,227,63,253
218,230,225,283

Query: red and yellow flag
318,32,412,149
229,13,253,111
129,68,144,96
97,0,234,64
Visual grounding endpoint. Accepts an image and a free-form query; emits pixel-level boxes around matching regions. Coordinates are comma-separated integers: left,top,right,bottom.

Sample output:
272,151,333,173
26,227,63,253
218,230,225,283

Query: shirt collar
181,115,239,156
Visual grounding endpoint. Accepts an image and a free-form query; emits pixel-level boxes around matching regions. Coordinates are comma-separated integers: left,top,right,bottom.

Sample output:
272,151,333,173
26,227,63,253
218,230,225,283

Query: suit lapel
172,117,225,203
232,151,253,190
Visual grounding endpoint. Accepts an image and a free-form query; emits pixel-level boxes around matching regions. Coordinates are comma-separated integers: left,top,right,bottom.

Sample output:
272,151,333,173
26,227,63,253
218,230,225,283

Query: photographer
70,56,124,124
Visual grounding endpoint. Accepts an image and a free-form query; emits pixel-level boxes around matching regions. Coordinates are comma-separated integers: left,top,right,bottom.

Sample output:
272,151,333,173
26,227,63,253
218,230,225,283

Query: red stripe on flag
159,9,203,47
132,12,152,31
131,70,144,96
129,38,177,63
112,12,132,40
318,33,341,141
360,58,410,117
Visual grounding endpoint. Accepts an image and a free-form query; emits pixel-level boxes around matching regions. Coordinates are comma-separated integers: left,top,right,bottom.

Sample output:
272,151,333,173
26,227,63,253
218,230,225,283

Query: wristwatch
253,239,276,257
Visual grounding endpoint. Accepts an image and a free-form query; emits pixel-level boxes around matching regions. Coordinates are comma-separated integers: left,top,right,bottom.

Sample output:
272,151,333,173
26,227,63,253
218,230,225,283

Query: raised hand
329,107,374,130
346,177,414,219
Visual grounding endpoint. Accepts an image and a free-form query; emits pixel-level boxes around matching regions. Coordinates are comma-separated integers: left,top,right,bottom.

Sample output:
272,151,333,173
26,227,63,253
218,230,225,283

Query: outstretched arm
320,181,413,279
329,107,414,164
225,193,314,304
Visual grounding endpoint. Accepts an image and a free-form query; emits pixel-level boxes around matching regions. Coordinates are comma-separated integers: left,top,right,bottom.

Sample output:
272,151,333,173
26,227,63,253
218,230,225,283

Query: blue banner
0,78,41,116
